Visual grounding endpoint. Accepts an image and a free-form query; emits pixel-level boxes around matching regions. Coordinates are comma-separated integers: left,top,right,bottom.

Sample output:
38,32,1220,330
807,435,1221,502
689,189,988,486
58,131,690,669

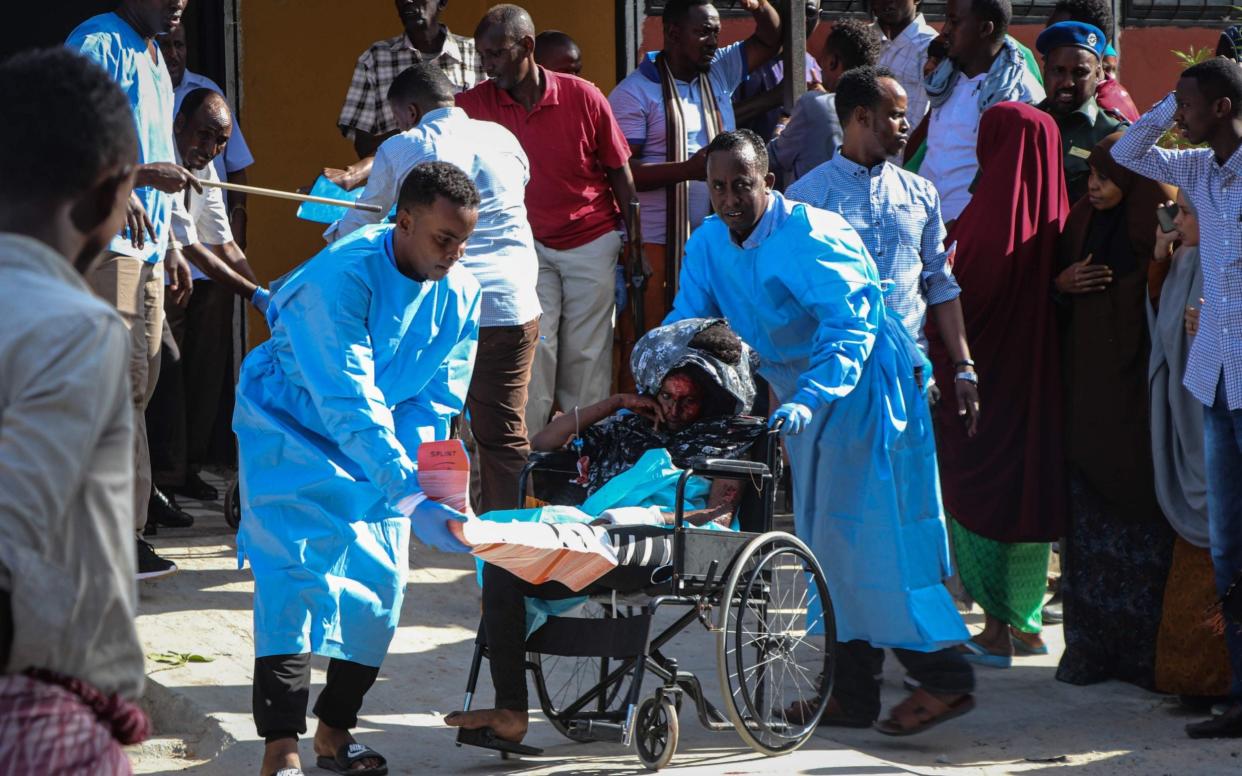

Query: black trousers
481,526,673,711
252,653,379,742
832,640,975,720
147,281,236,487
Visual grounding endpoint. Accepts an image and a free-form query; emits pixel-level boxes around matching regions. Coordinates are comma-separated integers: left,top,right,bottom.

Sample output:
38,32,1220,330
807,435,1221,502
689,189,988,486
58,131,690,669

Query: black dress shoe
176,470,219,502
1186,702,1242,738
149,486,194,528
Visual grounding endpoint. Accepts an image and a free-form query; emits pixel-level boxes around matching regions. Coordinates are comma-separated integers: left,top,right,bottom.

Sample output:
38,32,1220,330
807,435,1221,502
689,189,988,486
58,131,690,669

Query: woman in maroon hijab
929,102,1070,666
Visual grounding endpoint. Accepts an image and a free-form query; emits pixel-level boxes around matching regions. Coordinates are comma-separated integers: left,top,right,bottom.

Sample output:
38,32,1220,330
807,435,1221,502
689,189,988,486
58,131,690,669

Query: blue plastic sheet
296,175,366,224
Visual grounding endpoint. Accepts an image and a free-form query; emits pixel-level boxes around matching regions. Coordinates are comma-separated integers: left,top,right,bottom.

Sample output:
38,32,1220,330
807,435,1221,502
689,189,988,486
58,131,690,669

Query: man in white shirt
919,0,1043,223
160,24,254,248
328,64,540,513
873,0,939,126
149,89,267,516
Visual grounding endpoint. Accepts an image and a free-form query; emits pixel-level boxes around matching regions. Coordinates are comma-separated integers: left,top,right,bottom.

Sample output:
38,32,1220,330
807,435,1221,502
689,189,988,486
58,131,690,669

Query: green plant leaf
147,651,216,667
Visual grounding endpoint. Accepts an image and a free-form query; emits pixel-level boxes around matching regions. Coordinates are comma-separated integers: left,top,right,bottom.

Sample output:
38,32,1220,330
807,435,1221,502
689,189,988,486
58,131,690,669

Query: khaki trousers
526,231,622,436
85,254,163,532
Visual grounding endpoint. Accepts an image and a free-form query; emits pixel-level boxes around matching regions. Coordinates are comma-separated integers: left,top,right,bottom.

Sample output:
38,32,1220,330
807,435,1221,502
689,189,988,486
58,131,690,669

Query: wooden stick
199,178,383,212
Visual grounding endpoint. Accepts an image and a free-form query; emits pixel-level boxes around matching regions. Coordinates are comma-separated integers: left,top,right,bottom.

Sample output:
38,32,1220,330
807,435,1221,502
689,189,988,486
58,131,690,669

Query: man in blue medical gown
666,130,974,735
235,162,481,775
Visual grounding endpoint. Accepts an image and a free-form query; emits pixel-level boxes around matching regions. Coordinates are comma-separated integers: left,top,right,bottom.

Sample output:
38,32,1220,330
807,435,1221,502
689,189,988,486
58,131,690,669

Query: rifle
624,199,650,337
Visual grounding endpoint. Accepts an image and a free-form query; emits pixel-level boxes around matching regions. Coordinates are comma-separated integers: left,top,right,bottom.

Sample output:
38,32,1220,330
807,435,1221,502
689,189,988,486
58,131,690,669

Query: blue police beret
1036,21,1107,59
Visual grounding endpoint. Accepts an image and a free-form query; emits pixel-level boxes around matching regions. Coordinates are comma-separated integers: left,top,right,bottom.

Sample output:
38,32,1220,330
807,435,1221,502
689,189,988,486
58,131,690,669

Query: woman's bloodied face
657,372,704,431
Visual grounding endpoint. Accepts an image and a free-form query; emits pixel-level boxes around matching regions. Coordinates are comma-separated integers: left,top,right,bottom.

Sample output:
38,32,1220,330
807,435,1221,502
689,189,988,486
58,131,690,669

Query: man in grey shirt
769,19,881,186
0,49,149,770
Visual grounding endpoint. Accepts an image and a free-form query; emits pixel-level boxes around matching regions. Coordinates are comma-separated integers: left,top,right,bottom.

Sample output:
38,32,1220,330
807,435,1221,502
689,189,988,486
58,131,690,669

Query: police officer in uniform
1036,21,1128,204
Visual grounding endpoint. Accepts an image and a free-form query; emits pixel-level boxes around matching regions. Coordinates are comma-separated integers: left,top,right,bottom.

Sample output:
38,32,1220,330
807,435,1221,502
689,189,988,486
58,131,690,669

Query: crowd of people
4,0,1242,773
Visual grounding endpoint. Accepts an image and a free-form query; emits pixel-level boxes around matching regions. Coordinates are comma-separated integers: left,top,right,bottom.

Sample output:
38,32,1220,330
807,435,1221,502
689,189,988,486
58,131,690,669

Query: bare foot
959,613,1014,657
312,721,382,772
259,738,299,776
1010,627,1046,652
444,708,529,742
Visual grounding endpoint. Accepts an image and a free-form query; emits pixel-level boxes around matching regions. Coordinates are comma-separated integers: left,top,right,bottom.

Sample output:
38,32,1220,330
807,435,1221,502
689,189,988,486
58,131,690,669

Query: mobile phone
1157,203,1179,233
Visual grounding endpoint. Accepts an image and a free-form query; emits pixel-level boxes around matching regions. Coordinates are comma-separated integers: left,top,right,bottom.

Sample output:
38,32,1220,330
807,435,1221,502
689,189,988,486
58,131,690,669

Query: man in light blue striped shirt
328,63,540,513
68,4,202,572
787,66,978,431
1111,58,1242,739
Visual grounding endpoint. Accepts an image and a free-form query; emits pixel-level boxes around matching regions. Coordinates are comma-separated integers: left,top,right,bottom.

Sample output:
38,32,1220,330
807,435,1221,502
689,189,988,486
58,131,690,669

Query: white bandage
594,506,664,527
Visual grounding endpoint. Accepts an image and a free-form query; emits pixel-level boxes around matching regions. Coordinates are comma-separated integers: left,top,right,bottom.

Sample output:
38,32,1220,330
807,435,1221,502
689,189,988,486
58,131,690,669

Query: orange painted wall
237,1,392,340
1111,26,1215,108
236,1,614,343
441,1,617,88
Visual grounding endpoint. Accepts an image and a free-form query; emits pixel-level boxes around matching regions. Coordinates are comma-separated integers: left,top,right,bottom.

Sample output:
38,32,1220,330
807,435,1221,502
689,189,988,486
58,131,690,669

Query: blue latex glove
614,264,628,310
770,402,813,436
250,286,271,315
409,499,471,553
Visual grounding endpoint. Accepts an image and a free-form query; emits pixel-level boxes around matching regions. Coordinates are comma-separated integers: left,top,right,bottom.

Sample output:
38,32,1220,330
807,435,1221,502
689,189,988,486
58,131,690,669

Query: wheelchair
454,419,836,770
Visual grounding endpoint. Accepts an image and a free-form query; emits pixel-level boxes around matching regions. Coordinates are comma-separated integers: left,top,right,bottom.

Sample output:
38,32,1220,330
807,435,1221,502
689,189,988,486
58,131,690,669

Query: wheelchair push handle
687,457,769,478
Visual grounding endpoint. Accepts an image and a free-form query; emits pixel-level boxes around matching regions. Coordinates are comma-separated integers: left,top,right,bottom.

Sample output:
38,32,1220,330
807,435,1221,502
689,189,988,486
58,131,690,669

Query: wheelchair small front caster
634,695,679,771
223,477,241,530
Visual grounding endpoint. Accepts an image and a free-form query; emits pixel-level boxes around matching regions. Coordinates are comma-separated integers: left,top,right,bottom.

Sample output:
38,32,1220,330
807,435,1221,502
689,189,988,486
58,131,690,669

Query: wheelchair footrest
455,726,543,756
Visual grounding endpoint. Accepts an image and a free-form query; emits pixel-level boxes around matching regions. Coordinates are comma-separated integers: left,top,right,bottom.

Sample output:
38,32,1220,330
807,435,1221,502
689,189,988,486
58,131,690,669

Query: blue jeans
1204,378,1242,701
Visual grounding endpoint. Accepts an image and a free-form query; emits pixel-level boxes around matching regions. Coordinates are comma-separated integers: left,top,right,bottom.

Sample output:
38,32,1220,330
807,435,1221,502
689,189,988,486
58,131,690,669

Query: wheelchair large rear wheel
716,532,834,756
530,600,628,742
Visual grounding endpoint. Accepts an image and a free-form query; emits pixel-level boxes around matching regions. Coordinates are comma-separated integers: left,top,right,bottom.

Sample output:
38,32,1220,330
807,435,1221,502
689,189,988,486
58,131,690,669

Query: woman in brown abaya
1053,132,1177,689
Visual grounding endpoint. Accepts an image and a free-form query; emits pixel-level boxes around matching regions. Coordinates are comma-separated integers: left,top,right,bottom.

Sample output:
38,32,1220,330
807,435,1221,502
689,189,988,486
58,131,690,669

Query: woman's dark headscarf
1066,132,1176,274
1057,132,1174,521
630,318,758,416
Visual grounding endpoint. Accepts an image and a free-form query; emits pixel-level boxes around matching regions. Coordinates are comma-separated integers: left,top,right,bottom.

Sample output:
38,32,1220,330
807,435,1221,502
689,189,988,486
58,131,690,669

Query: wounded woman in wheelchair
444,318,764,745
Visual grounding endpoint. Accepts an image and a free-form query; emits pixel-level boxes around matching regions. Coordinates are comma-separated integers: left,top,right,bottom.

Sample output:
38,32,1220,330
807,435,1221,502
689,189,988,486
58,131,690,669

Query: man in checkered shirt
331,0,482,189
1111,57,1242,740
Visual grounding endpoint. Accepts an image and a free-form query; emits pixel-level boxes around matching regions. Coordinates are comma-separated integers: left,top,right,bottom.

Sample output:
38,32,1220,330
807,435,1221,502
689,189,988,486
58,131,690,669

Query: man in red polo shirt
458,4,639,438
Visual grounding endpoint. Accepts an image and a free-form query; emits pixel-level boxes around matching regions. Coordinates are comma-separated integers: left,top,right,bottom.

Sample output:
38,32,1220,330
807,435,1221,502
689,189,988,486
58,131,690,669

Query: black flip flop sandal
455,726,544,756
315,742,388,775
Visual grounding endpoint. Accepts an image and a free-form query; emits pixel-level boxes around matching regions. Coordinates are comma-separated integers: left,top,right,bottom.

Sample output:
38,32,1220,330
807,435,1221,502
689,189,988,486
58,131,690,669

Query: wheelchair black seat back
455,420,836,770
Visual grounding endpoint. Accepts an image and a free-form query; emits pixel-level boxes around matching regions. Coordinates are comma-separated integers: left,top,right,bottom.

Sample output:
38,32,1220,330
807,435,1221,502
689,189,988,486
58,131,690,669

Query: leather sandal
874,688,976,736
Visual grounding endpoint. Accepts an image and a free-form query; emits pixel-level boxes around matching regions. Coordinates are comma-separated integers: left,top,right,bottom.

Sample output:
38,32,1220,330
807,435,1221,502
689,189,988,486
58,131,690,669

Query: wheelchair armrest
524,449,581,473
686,457,770,478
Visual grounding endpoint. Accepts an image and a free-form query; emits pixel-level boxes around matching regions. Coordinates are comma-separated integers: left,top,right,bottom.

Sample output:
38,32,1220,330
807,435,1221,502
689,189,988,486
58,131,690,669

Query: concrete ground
130,474,1242,775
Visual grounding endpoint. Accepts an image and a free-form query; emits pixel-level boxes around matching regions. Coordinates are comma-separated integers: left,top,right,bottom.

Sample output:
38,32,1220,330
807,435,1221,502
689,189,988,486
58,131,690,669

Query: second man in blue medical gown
665,130,974,735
